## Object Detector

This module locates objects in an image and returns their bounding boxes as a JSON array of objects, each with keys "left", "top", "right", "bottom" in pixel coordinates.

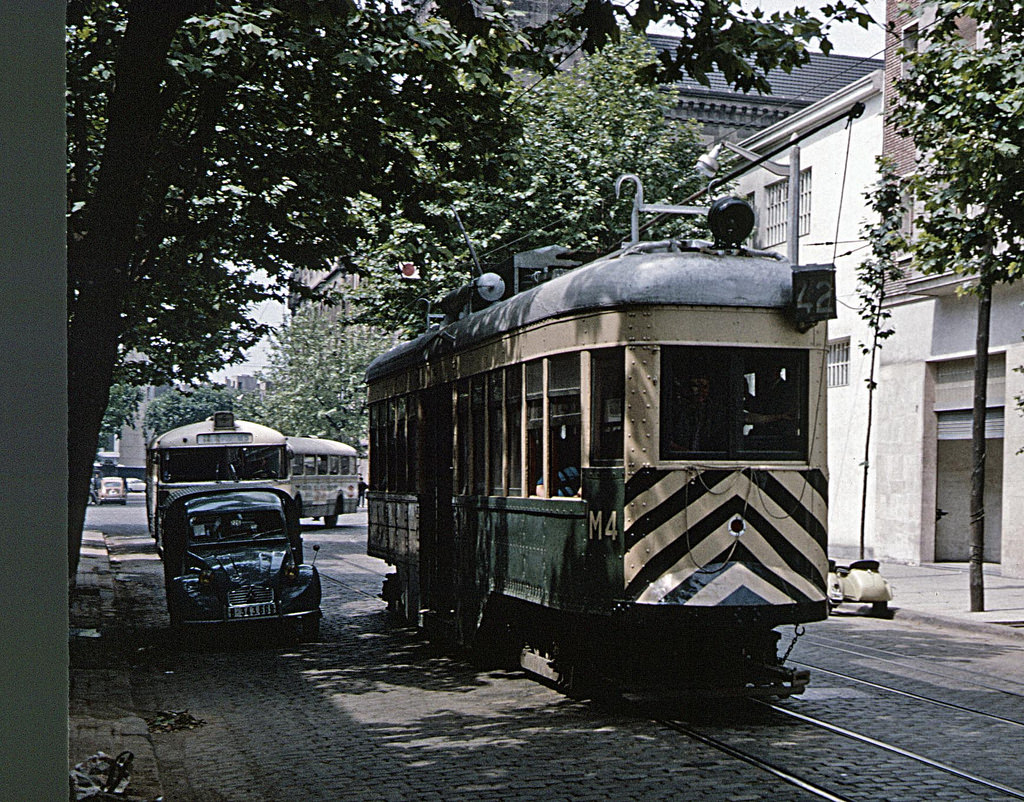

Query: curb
[
  {"left": 69, "top": 531, "right": 165, "bottom": 801},
  {"left": 891, "top": 607, "right": 1024, "bottom": 642}
]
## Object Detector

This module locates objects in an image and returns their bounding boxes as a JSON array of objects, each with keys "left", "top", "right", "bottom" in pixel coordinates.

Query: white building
[{"left": 730, "top": 68, "right": 1024, "bottom": 578}]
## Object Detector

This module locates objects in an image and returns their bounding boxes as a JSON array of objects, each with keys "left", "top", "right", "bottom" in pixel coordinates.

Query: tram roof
[{"left": 367, "top": 242, "right": 791, "bottom": 383}]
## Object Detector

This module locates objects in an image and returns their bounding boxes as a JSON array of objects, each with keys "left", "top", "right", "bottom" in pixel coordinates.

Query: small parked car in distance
[
  {"left": 97, "top": 476, "right": 128, "bottom": 505},
  {"left": 126, "top": 478, "right": 146, "bottom": 493},
  {"left": 160, "top": 485, "right": 322, "bottom": 639}
]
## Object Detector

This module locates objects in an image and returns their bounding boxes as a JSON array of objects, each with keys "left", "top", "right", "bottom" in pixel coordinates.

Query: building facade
[{"left": 731, "top": 53, "right": 1024, "bottom": 578}]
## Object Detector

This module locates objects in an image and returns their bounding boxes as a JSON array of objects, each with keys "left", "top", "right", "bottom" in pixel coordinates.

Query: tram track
[
  {"left": 315, "top": 548, "right": 1024, "bottom": 799},
  {"left": 802, "top": 635, "right": 1024, "bottom": 697},
  {"left": 759, "top": 700, "right": 1024, "bottom": 800},
  {"left": 658, "top": 717, "right": 854, "bottom": 802},
  {"left": 658, "top": 698, "right": 1024, "bottom": 802},
  {"left": 316, "top": 558, "right": 387, "bottom": 602},
  {"left": 795, "top": 660, "right": 1024, "bottom": 729}
]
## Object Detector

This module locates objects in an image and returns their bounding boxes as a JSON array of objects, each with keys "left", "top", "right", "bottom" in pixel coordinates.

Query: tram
[{"left": 366, "top": 192, "right": 833, "bottom": 698}]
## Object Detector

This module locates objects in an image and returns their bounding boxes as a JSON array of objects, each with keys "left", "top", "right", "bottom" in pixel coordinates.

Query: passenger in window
[
  {"left": 667, "top": 374, "right": 727, "bottom": 453},
  {"left": 745, "top": 368, "right": 798, "bottom": 438},
  {"left": 555, "top": 465, "right": 580, "bottom": 497}
]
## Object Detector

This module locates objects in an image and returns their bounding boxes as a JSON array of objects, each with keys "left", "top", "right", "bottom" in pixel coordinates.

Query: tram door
[{"left": 421, "top": 385, "right": 456, "bottom": 618}]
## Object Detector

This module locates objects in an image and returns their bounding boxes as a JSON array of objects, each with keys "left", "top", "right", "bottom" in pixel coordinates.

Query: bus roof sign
[{"left": 212, "top": 411, "right": 236, "bottom": 430}]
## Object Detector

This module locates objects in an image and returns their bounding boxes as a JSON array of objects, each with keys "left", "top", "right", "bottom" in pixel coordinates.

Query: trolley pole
[{"left": 787, "top": 143, "right": 801, "bottom": 267}]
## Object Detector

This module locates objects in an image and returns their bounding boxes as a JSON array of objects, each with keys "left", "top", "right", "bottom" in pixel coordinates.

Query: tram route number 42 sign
[{"left": 791, "top": 263, "right": 837, "bottom": 330}]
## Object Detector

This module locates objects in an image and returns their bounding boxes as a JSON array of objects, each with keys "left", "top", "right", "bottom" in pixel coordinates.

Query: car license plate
[{"left": 228, "top": 602, "right": 276, "bottom": 619}]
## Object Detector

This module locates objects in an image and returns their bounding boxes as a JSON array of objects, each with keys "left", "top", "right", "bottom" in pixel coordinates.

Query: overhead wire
[{"left": 423, "top": 6, "right": 933, "bottom": 275}]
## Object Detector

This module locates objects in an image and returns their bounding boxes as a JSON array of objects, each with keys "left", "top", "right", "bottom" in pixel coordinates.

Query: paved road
[{"left": 77, "top": 498, "right": 1024, "bottom": 801}]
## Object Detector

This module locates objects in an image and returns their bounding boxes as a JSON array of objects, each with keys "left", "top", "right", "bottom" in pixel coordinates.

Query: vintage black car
[{"left": 161, "top": 485, "right": 321, "bottom": 639}]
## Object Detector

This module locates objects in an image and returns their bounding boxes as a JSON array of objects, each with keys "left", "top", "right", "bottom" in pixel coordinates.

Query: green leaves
[
  {"left": 890, "top": 0, "right": 1024, "bottom": 289},
  {"left": 237, "top": 310, "right": 391, "bottom": 444},
  {"left": 353, "top": 33, "right": 707, "bottom": 336}
]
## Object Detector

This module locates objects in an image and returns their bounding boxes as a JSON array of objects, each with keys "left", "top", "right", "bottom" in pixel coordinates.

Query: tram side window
[
  {"left": 471, "top": 379, "right": 486, "bottom": 495},
  {"left": 548, "top": 354, "right": 581, "bottom": 497},
  {"left": 406, "top": 396, "right": 418, "bottom": 493},
  {"left": 488, "top": 372, "right": 504, "bottom": 495},
  {"left": 396, "top": 396, "right": 408, "bottom": 492},
  {"left": 660, "top": 346, "right": 807, "bottom": 460},
  {"left": 506, "top": 366, "right": 522, "bottom": 496},
  {"left": 525, "top": 361, "right": 544, "bottom": 495},
  {"left": 369, "top": 403, "right": 382, "bottom": 489},
  {"left": 386, "top": 400, "right": 398, "bottom": 491},
  {"left": 591, "top": 348, "right": 625, "bottom": 465},
  {"left": 456, "top": 381, "right": 471, "bottom": 495}
]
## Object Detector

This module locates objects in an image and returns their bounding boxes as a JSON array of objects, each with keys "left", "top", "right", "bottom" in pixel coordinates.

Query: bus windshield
[{"left": 159, "top": 446, "right": 286, "bottom": 483}]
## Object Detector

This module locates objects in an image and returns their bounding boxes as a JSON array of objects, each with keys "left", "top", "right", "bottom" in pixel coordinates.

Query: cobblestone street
[{"left": 70, "top": 501, "right": 1024, "bottom": 801}]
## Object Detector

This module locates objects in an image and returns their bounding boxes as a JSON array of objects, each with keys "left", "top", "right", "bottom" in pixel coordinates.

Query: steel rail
[
  {"left": 760, "top": 701, "right": 1024, "bottom": 800},
  {"left": 803, "top": 636, "right": 1024, "bottom": 696},
  {"left": 660, "top": 718, "right": 854, "bottom": 802},
  {"left": 796, "top": 661, "right": 1024, "bottom": 728},
  {"left": 318, "top": 568, "right": 383, "bottom": 601}
]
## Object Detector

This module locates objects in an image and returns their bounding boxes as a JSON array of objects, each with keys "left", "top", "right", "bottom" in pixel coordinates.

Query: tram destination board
[{"left": 791, "top": 263, "right": 837, "bottom": 329}]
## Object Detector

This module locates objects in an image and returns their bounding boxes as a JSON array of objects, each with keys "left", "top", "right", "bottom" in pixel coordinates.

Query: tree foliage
[
  {"left": 65, "top": 0, "right": 872, "bottom": 576},
  {"left": 858, "top": 157, "right": 907, "bottom": 366},
  {"left": 236, "top": 310, "right": 391, "bottom": 447},
  {"left": 143, "top": 384, "right": 242, "bottom": 437},
  {"left": 355, "top": 34, "right": 709, "bottom": 335},
  {"left": 891, "top": 0, "right": 1024, "bottom": 290},
  {"left": 98, "top": 383, "right": 143, "bottom": 447}
]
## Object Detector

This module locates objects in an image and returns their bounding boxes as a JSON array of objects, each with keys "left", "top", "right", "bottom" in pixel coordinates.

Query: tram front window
[{"left": 660, "top": 346, "right": 806, "bottom": 460}]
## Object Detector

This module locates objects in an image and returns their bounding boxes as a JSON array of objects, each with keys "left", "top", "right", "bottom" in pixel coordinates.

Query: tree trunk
[
  {"left": 67, "top": 1, "right": 208, "bottom": 579},
  {"left": 969, "top": 283, "right": 992, "bottom": 612},
  {"left": 859, "top": 335, "right": 880, "bottom": 560}
]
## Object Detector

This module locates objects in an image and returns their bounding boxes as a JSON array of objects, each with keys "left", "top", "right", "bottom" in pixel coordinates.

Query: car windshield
[
  {"left": 187, "top": 508, "right": 287, "bottom": 544},
  {"left": 183, "top": 491, "right": 289, "bottom": 545}
]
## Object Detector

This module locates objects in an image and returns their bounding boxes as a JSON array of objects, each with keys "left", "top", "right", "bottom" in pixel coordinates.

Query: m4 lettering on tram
[{"left": 589, "top": 510, "right": 618, "bottom": 541}]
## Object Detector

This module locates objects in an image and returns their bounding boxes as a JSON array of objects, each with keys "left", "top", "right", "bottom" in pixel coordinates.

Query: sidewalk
[
  {"left": 69, "top": 531, "right": 164, "bottom": 802},
  {"left": 874, "top": 560, "right": 1024, "bottom": 640}
]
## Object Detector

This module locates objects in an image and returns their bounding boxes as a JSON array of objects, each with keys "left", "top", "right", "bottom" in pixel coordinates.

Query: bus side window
[
  {"left": 329, "top": 455, "right": 340, "bottom": 475},
  {"left": 292, "top": 454, "right": 304, "bottom": 476},
  {"left": 317, "top": 455, "right": 328, "bottom": 475},
  {"left": 304, "top": 455, "right": 316, "bottom": 475}
]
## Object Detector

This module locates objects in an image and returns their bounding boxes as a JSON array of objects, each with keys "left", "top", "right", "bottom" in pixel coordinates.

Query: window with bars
[
  {"left": 764, "top": 168, "right": 812, "bottom": 247},
  {"left": 827, "top": 339, "right": 850, "bottom": 388}
]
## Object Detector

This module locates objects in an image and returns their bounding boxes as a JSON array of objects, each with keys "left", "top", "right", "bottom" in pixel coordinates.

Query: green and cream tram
[{"left": 367, "top": 198, "right": 832, "bottom": 697}]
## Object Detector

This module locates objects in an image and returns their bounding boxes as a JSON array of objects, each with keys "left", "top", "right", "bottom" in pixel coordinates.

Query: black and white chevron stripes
[{"left": 623, "top": 467, "right": 828, "bottom": 606}]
